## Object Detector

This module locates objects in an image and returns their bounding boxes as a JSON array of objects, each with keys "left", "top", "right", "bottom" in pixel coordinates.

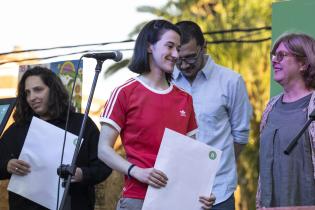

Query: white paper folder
[{"left": 142, "top": 128, "right": 222, "bottom": 210}]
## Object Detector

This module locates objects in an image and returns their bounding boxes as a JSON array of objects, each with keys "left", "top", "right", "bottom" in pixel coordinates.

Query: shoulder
[
  {"left": 111, "top": 78, "right": 139, "bottom": 95},
  {"left": 105, "top": 78, "right": 141, "bottom": 109},
  {"left": 69, "top": 112, "right": 96, "bottom": 125},
  {"left": 267, "top": 94, "right": 282, "bottom": 107},
  {"left": 5, "top": 122, "right": 29, "bottom": 133},
  {"left": 205, "top": 56, "right": 232, "bottom": 74},
  {"left": 1, "top": 123, "right": 17, "bottom": 139},
  {"left": 206, "top": 57, "right": 242, "bottom": 82},
  {"left": 172, "top": 84, "right": 192, "bottom": 98},
  {"left": 68, "top": 112, "right": 99, "bottom": 133},
  {"left": 309, "top": 91, "right": 315, "bottom": 107},
  {"left": 69, "top": 112, "right": 84, "bottom": 121},
  {"left": 216, "top": 64, "right": 241, "bottom": 81},
  {"left": 264, "top": 94, "right": 282, "bottom": 112},
  {"left": 0, "top": 122, "right": 29, "bottom": 142},
  {"left": 208, "top": 64, "right": 244, "bottom": 92}
]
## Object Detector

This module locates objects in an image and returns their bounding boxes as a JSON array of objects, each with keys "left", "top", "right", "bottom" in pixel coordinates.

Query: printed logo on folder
[{"left": 209, "top": 151, "right": 217, "bottom": 160}]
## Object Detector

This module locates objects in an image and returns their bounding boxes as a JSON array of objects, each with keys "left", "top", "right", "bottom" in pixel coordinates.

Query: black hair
[
  {"left": 128, "top": 19, "right": 181, "bottom": 83},
  {"left": 176, "top": 20, "right": 205, "bottom": 46}
]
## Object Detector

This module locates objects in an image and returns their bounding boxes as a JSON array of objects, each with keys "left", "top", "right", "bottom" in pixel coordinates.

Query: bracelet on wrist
[{"left": 127, "top": 164, "right": 136, "bottom": 179}]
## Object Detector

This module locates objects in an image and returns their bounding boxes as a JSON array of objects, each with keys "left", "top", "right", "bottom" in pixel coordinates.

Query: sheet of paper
[
  {"left": 142, "top": 128, "right": 222, "bottom": 210},
  {"left": 8, "top": 117, "right": 79, "bottom": 210}
]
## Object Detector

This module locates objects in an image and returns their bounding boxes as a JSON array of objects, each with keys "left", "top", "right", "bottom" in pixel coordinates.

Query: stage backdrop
[{"left": 271, "top": 0, "right": 315, "bottom": 96}]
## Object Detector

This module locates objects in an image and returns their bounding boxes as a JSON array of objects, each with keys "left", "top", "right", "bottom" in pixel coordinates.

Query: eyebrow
[
  {"left": 25, "top": 85, "right": 44, "bottom": 91},
  {"left": 275, "top": 50, "right": 289, "bottom": 53},
  {"left": 180, "top": 52, "right": 198, "bottom": 59},
  {"left": 165, "top": 41, "right": 178, "bottom": 46}
]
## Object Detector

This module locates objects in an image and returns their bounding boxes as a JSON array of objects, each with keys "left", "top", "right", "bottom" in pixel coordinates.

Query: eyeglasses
[
  {"left": 176, "top": 47, "right": 202, "bottom": 66},
  {"left": 270, "top": 51, "right": 297, "bottom": 62}
]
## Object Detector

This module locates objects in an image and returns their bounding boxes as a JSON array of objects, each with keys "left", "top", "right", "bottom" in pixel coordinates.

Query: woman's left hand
[
  {"left": 7, "top": 159, "right": 30, "bottom": 176},
  {"left": 131, "top": 166, "right": 168, "bottom": 188},
  {"left": 199, "top": 193, "right": 216, "bottom": 209}
]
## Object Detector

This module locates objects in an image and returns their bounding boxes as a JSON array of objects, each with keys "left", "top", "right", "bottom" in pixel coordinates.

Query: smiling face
[
  {"left": 272, "top": 42, "right": 305, "bottom": 88},
  {"left": 25, "top": 75, "right": 51, "bottom": 120},
  {"left": 176, "top": 38, "right": 204, "bottom": 83},
  {"left": 148, "top": 29, "right": 181, "bottom": 74}
]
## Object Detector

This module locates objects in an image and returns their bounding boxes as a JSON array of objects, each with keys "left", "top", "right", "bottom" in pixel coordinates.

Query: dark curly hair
[{"left": 14, "top": 66, "right": 70, "bottom": 124}]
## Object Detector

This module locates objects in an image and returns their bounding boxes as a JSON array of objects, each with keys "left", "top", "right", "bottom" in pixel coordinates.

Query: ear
[
  {"left": 202, "top": 42, "right": 207, "bottom": 53},
  {"left": 299, "top": 60, "right": 309, "bottom": 72},
  {"left": 147, "top": 43, "right": 153, "bottom": 54},
  {"left": 203, "top": 42, "right": 207, "bottom": 49}
]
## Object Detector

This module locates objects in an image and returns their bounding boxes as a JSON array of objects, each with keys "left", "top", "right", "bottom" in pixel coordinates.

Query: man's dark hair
[{"left": 176, "top": 20, "right": 205, "bottom": 46}]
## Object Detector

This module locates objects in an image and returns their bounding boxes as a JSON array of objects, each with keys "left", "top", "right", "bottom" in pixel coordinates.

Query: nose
[
  {"left": 271, "top": 55, "right": 279, "bottom": 64},
  {"left": 27, "top": 91, "right": 36, "bottom": 102},
  {"left": 172, "top": 48, "right": 179, "bottom": 58},
  {"left": 178, "top": 60, "right": 190, "bottom": 70}
]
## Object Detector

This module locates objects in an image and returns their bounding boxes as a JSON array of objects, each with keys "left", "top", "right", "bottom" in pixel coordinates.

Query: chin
[
  {"left": 34, "top": 109, "right": 45, "bottom": 116},
  {"left": 273, "top": 75, "right": 281, "bottom": 82},
  {"left": 274, "top": 78, "right": 283, "bottom": 85},
  {"left": 164, "top": 68, "right": 174, "bottom": 74},
  {"left": 182, "top": 72, "right": 193, "bottom": 78}
]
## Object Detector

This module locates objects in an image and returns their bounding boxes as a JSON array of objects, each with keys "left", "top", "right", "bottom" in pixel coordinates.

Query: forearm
[
  {"left": 234, "top": 142, "right": 245, "bottom": 160},
  {"left": 98, "top": 144, "right": 131, "bottom": 176},
  {"left": 80, "top": 162, "right": 112, "bottom": 185},
  {"left": 97, "top": 124, "right": 168, "bottom": 188},
  {"left": 98, "top": 124, "right": 133, "bottom": 176}
]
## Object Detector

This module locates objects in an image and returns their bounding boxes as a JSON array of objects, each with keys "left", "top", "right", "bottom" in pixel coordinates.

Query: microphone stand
[
  {"left": 58, "top": 59, "right": 104, "bottom": 210},
  {"left": 284, "top": 108, "right": 315, "bottom": 155}
]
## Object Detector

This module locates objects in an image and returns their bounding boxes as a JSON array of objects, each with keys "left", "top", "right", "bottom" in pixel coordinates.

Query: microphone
[
  {"left": 83, "top": 51, "right": 123, "bottom": 62},
  {"left": 284, "top": 108, "right": 315, "bottom": 155}
]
